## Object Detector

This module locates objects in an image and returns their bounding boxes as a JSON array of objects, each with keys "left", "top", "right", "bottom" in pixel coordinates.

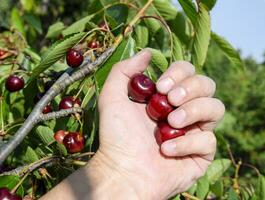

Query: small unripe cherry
[
  {"left": 54, "top": 130, "right": 68, "bottom": 144},
  {"left": 63, "top": 132, "right": 85, "bottom": 153},
  {"left": 88, "top": 40, "right": 100, "bottom": 49},
  {"left": 128, "top": 73, "right": 156, "bottom": 103},
  {"left": 155, "top": 122, "right": 186, "bottom": 143},
  {"left": 59, "top": 97, "right": 81, "bottom": 110},
  {"left": 146, "top": 93, "right": 174, "bottom": 121},
  {"left": 66, "top": 49, "right": 84, "bottom": 68},
  {"left": 5, "top": 75, "right": 24, "bottom": 92}
]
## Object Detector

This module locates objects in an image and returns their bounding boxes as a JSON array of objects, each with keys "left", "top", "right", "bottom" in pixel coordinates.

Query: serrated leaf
[
  {"left": 149, "top": 48, "right": 168, "bottom": 72},
  {"left": 134, "top": 25, "right": 149, "bottom": 48},
  {"left": 24, "top": 146, "right": 39, "bottom": 163},
  {"left": 23, "top": 14, "right": 42, "bottom": 34},
  {"left": 210, "top": 180, "right": 223, "bottom": 197},
  {"left": 46, "top": 22, "right": 65, "bottom": 38},
  {"left": 105, "top": 4, "right": 128, "bottom": 25},
  {"left": 211, "top": 32, "right": 245, "bottom": 69},
  {"left": 196, "top": 175, "right": 210, "bottom": 199},
  {"left": 35, "top": 125, "right": 55, "bottom": 145},
  {"left": 228, "top": 188, "right": 239, "bottom": 200},
  {"left": 62, "top": 15, "right": 94, "bottom": 36},
  {"left": 206, "top": 159, "right": 231, "bottom": 184},
  {"left": 172, "top": 33, "right": 184, "bottom": 61},
  {"left": 95, "top": 37, "right": 135, "bottom": 89},
  {"left": 144, "top": 18, "right": 161, "bottom": 35},
  {"left": 29, "top": 32, "right": 86, "bottom": 82},
  {"left": 201, "top": 0, "right": 217, "bottom": 10},
  {"left": 192, "top": 3, "right": 211, "bottom": 68},
  {"left": 153, "top": 0, "right": 178, "bottom": 21},
  {"left": 256, "top": 175, "right": 265, "bottom": 200},
  {"left": 178, "top": 0, "right": 197, "bottom": 25}
]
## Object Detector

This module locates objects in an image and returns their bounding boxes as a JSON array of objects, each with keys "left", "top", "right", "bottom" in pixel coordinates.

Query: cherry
[
  {"left": 42, "top": 105, "right": 52, "bottom": 114},
  {"left": 146, "top": 93, "right": 174, "bottom": 121},
  {"left": 88, "top": 40, "right": 100, "bottom": 49},
  {"left": 155, "top": 122, "right": 186, "bottom": 143},
  {"left": 99, "top": 21, "right": 108, "bottom": 31},
  {"left": 66, "top": 49, "right": 84, "bottom": 68},
  {"left": 128, "top": 73, "right": 156, "bottom": 103},
  {"left": 34, "top": 93, "right": 52, "bottom": 114},
  {"left": 5, "top": 75, "right": 24, "bottom": 92},
  {"left": 59, "top": 96, "right": 81, "bottom": 110},
  {"left": 0, "top": 187, "right": 22, "bottom": 200},
  {"left": 54, "top": 130, "right": 68, "bottom": 144},
  {"left": 63, "top": 132, "right": 85, "bottom": 153},
  {"left": 0, "top": 49, "right": 7, "bottom": 57}
]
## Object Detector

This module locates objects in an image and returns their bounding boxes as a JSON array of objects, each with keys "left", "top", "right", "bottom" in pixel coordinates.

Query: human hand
[{"left": 93, "top": 49, "right": 225, "bottom": 199}]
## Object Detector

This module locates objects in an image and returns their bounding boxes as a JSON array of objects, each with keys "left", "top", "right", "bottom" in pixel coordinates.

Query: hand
[{"left": 94, "top": 49, "right": 225, "bottom": 199}]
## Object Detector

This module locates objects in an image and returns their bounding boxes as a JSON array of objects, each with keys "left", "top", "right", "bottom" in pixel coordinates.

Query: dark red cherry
[
  {"left": 128, "top": 73, "right": 156, "bottom": 103},
  {"left": 34, "top": 93, "right": 52, "bottom": 114},
  {"left": 155, "top": 122, "right": 186, "bottom": 143},
  {"left": 88, "top": 40, "right": 100, "bottom": 49},
  {"left": 146, "top": 93, "right": 174, "bottom": 121},
  {"left": 66, "top": 49, "right": 84, "bottom": 68},
  {"left": 54, "top": 130, "right": 68, "bottom": 144},
  {"left": 42, "top": 105, "right": 52, "bottom": 114},
  {"left": 5, "top": 75, "right": 24, "bottom": 92},
  {"left": 63, "top": 132, "right": 85, "bottom": 153},
  {"left": 0, "top": 187, "right": 22, "bottom": 200},
  {"left": 59, "top": 97, "right": 81, "bottom": 110}
]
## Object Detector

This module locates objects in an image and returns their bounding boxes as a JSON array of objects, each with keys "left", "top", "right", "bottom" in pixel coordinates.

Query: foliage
[{"left": 0, "top": 0, "right": 264, "bottom": 199}]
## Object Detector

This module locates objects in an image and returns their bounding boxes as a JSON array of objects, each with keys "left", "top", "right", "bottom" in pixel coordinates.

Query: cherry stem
[
  {"left": 181, "top": 192, "right": 200, "bottom": 200},
  {"left": 11, "top": 172, "right": 29, "bottom": 194}
]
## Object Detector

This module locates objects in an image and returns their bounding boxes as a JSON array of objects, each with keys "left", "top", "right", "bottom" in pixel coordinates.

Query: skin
[{"left": 41, "top": 49, "right": 225, "bottom": 200}]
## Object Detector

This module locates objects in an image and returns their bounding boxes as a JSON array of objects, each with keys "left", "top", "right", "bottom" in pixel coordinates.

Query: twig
[
  {"left": 35, "top": 107, "right": 83, "bottom": 123},
  {"left": 181, "top": 192, "right": 200, "bottom": 200}
]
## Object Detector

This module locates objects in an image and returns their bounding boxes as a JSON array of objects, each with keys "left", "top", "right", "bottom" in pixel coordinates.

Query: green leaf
[
  {"left": 105, "top": 4, "right": 128, "bottom": 25},
  {"left": 211, "top": 32, "right": 245, "bottom": 69},
  {"left": 206, "top": 159, "right": 231, "bottom": 184},
  {"left": 20, "top": 0, "right": 35, "bottom": 12},
  {"left": 256, "top": 175, "right": 265, "bottom": 200},
  {"left": 62, "top": 15, "right": 94, "bottom": 36},
  {"left": 0, "top": 175, "right": 24, "bottom": 196},
  {"left": 178, "top": 0, "right": 197, "bottom": 25},
  {"left": 29, "top": 32, "right": 86, "bottom": 82},
  {"left": 24, "top": 146, "right": 39, "bottom": 163},
  {"left": 35, "top": 125, "right": 55, "bottom": 145},
  {"left": 23, "top": 14, "right": 42, "bottom": 34},
  {"left": 144, "top": 18, "right": 161, "bottom": 35},
  {"left": 10, "top": 8, "right": 25, "bottom": 36},
  {"left": 150, "top": 48, "right": 168, "bottom": 72},
  {"left": 228, "top": 188, "right": 239, "bottom": 200},
  {"left": 196, "top": 175, "right": 210, "bottom": 199},
  {"left": 172, "top": 33, "right": 184, "bottom": 61},
  {"left": 95, "top": 37, "right": 135, "bottom": 89},
  {"left": 134, "top": 25, "right": 149, "bottom": 48},
  {"left": 210, "top": 180, "right": 223, "bottom": 198},
  {"left": 192, "top": 3, "right": 211, "bottom": 68},
  {"left": 187, "top": 182, "right": 197, "bottom": 195},
  {"left": 153, "top": 0, "right": 178, "bottom": 21},
  {"left": 46, "top": 22, "right": 65, "bottom": 38},
  {"left": 201, "top": 0, "right": 217, "bottom": 10}
]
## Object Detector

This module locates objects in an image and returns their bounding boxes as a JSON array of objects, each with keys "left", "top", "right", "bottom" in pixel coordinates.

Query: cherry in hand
[
  {"left": 5, "top": 75, "right": 24, "bottom": 92},
  {"left": 128, "top": 73, "right": 156, "bottom": 103},
  {"left": 146, "top": 93, "right": 174, "bottom": 121},
  {"left": 66, "top": 49, "right": 84, "bottom": 68},
  {"left": 155, "top": 122, "right": 186, "bottom": 144},
  {"left": 59, "top": 97, "right": 81, "bottom": 110},
  {"left": 0, "top": 188, "right": 22, "bottom": 200},
  {"left": 63, "top": 132, "right": 85, "bottom": 153}
]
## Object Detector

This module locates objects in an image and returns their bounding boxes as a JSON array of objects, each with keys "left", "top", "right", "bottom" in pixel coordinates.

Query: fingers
[
  {"left": 168, "top": 75, "right": 216, "bottom": 107},
  {"left": 99, "top": 49, "right": 151, "bottom": 105},
  {"left": 156, "top": 61, "right": 195, "bottom": 94},
  {"left": 161, "top": 131, "right": 216, "bottom": 160},
  {"left": 168, "top": 97, "right": 225, "bottom": 131}
]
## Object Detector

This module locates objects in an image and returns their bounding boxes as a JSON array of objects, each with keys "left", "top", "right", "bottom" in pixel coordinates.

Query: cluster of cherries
[
  {"left": 0, "top": 188, "right": 21, "bottom": 200},
  {"left": 128, "top": 73, "right": 186, "bottom": 144}
]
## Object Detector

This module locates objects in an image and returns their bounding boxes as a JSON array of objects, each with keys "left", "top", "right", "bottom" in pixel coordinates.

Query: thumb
[{"left": 99, "top": 49, "right": 152, "bottom": 105}]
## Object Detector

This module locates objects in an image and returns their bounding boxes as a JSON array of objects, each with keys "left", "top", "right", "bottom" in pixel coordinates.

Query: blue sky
[{"left": 173, "top": 0, "right": 265, "bottom": 63}]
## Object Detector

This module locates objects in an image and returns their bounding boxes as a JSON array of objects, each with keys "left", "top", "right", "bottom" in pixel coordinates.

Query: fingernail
[
  {"left": 169, "top": 87, "right": 186, "bottom": 105},
  {"left": 170, "top": 109, "right": 186, "bottom": 126},
  {"left": 162, "top": 141, "right": 176, "bottom": 154},
  {"left": 157, "top": 77, "right": 175, "bottom": 94}
]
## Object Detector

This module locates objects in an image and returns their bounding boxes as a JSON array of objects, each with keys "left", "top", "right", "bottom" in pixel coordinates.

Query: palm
[{"left": 99, "top": 99, "right": 211, "bottom": 197}]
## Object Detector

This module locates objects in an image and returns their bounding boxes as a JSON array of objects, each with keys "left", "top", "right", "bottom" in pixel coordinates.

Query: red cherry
[
  {"left": 0, "top": 49, "right": 7, "bottom": 57},
  {"left": 54, "top": 130, "right": 68, "bottom": 144},
  {"left": 5, "top": 75, "right": 24, "bottom": 92},
  {"left": 146, "top": 93, "right": 174, "bottom": 121},
  {"left": 42, "top": 105, "right": 52, "bottom": 114},
  {"left": 63, "top": 132, "right": 85, "bottom": 153},
  {"left": 59, "top": 97, "right": 81, "bottom": 110},
  {"left": 155, "top": 122, "right": 186, "bottom": 143},
  {"left": 128, "top": 73, "right": 156, "bottom": 103},
  {"left": 34, "top": 93, "right": 52, "bottom": 114},
  {"left": 88, "top": 40, "right": 100, "bottom": 49},
  {"left": 66, "top": 49, "right": 84, "bottom": 68},
  {"left": 0, "top": 188, "right": 22, "bottom": 200}
]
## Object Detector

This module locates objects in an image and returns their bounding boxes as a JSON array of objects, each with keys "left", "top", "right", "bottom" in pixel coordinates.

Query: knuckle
[{"left": 173, "top": 61, "right": 195, "bottom": 75}]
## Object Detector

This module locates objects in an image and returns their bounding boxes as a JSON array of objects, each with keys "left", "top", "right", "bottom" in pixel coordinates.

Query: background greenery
[{"left": 0, "top": 0, "right": 264, "bottom": 199}]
